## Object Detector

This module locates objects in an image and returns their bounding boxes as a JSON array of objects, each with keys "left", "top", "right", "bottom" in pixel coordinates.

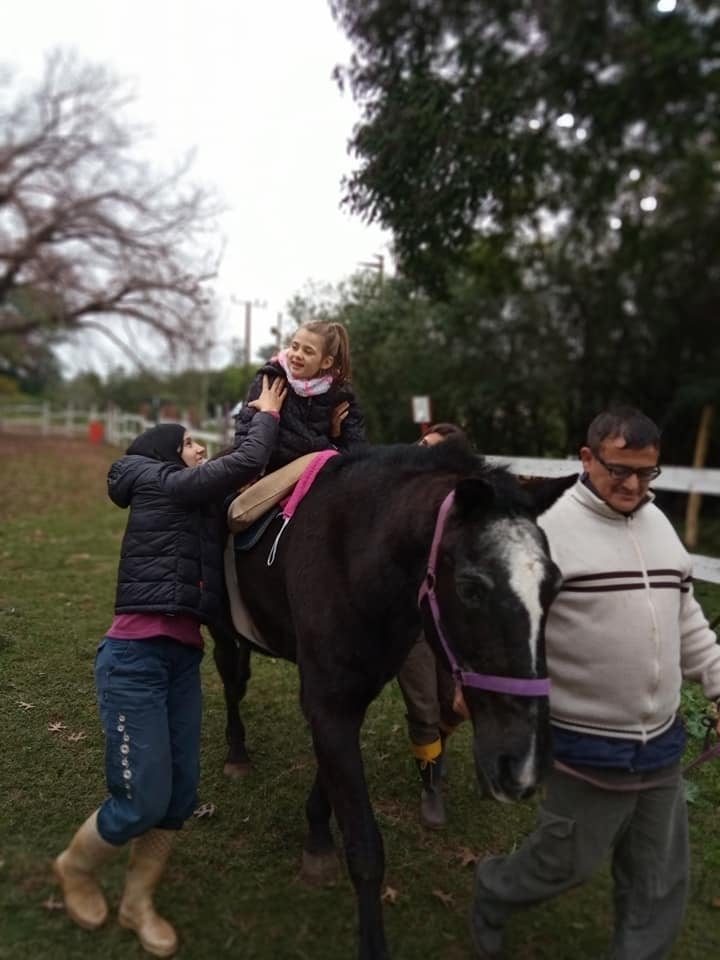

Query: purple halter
[{"left": 418, "top": 490, "right": 551, "bottom": 697}]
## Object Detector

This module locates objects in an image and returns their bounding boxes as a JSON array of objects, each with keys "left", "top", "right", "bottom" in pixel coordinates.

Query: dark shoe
[
  {"left": 420, "top": 784, "right": 447, "bottom": 829},
  {"left": 469, "top": 902, "right": 504, "bottom": 958},
  {"left": 415, "top": 757, "right": 446, "bottom": 828}
]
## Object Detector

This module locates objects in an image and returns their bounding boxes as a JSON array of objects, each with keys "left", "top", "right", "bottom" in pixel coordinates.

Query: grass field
[{"left": 1, "top": 433, "right": 719, "bottom": 960}]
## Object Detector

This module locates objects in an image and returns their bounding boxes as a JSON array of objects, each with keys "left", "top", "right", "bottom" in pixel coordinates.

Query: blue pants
[{"left": 94, "top": 637, "right": 203, "bottom": 846}]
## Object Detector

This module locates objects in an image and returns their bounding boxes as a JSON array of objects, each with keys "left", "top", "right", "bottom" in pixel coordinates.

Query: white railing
[
  {"left": 1, "top": 404, "right": 719, "bottom": 583},
  {"left": 486, "top": 455, "right": 720, "bottom": 585},
  {"left": 0, "top": 402, "right": 231, "bottom": 456}
]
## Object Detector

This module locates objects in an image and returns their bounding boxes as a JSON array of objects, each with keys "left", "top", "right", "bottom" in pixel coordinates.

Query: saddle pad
[
  {"left": 223, "top": 534, "right": 273, "bottom": 654},
  {"left": 233, "top": 509, "right": 281, "bottom": 552},
  {"left": 227, "top": 453, "right": 317, "bottom": 533}
]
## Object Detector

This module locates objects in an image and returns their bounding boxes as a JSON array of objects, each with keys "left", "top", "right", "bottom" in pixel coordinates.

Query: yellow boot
[
  {"left": 118, "top": 829, "right": 178, "bottom": 957},
  {"left": 53, "top": 810, "right": 118, "bottom": 930}
]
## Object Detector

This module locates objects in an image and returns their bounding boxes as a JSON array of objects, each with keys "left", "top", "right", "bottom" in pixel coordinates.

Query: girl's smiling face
[{"left": 286, "top": 329, "right": 334, "bottom": 380}]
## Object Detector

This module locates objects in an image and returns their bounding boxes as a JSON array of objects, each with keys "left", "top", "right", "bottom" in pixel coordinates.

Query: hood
[{"left": 107, "top": 455, "right": 158, "bottom": 509}]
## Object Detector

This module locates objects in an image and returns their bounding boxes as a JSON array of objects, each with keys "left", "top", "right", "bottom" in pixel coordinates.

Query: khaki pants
[
  {"left": 396, "top": 634, "right": 460, "bottom": 747},
  {"left": 472, "top": 764, "right": 689, "bottom": 959}
]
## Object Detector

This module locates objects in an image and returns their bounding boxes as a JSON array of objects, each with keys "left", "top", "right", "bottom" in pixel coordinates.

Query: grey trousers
[{"left": 472, "top": 764, "right": 688, "bottom": 960}]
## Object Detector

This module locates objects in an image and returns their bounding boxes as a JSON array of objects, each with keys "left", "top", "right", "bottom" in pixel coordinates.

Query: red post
[{"left": 88, "top": 420, "right": 105, "bottom": 444}]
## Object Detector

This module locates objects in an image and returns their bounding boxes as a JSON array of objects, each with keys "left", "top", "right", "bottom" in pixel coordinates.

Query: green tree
[{"left": 332, "top": 0, "right": 720, "bottom": 461}]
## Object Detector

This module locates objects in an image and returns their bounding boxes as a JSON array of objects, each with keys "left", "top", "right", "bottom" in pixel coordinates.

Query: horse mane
[{"left": 324, "top": 443, "right": 534, "bottom": 512}]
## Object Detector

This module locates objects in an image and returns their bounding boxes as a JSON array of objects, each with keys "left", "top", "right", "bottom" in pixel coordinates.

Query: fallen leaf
[
  {"left": 381, "top": 885, "right": 399, "bottom": 905},
  {"left": 48, "top": 721, "right": 67, "bottom": 733},
  {"left": 712, "top": 896, "right": 720, "bottom": 909},
  {"left": 67, "top": 731, "right": 87, "bottom": 742},
  {"left": 457, "top": 846, "right": 480, "bottom": 868},
  {"left": 193, "top": 802, "right": 216, "bottom": 818},
  {"left": 432, "top": 888, "right": 454, "bottom": 908},
  {"left": 17, "top": 701, "right": 35, "bottom": 710},
  {"left": 42, "top": 894, "right": 65, "bottom": 911}
]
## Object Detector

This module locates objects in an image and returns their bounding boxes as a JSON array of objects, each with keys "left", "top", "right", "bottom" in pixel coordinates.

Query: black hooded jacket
[
  {"left": 233, "top": 360, "right": 367, "bottom": 472},
  {"left": 108, "top": 414, "right": 278, "bottom": 624}
]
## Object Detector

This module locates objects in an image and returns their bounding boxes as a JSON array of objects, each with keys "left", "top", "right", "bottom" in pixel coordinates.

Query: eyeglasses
[{"left": 594, "top": 453, "right": 661, "bottom": 483}]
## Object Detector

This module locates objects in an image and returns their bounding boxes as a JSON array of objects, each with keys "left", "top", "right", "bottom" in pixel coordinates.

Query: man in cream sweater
[{"left": 471, "top": 407, "right": 720, "bottom": 960}]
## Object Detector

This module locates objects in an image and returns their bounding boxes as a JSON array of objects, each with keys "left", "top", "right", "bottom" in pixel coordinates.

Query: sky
[{"left": 4, "top": 0, "right": 390, "bottom": 374}]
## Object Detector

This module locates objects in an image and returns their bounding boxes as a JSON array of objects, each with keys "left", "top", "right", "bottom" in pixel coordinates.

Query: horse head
[{"left": 420, "top": 468, "right": 575, "bottom": 803}]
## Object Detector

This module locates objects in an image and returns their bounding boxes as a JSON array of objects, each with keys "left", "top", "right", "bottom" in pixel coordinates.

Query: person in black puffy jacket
[
  {"left": 233, "top": 320, "right": 367, "bottom": 472},
  {"left": 53, "top": 376, "right": 285, "bottom": 958}
]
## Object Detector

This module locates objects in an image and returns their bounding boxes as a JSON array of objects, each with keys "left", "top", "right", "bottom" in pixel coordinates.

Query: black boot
[{"left": 416, "top": 757, "right": 446, "bottom": 829}]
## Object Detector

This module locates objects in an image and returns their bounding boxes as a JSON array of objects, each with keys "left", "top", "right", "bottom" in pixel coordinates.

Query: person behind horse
[
  {"left": 53, "top": 376, "right": 286, "bottom": 958},
  {"left": 471, "top": 406, "right": 720, "bottom": 960},
  {"left": 233, "top": 319, "right": 367, "bottom": 472},
  {"left": 397, "top": 422, "right": 469, "bottom": 828}
]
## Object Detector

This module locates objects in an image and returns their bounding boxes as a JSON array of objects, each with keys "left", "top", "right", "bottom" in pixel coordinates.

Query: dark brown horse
[{"left": 211, "top": 443, "right": 573, "bottom": 960}]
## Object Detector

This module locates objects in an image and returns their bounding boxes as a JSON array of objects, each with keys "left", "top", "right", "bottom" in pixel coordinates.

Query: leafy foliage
[{"left": 331, "top": 0, "right": 720, "bottom": 462}]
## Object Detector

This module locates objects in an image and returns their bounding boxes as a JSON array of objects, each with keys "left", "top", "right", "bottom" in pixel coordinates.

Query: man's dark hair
[
  {"left": 586, "top": 407, "right": 661, "bottom": 453},
  {"left": 426, "top": 422, "right": 466, "bottom": 439}
]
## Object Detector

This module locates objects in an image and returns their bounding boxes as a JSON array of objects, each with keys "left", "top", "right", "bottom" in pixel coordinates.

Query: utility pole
[
  {"left": 358, "top": 253, "right": 384, "bottom": 282},
  {"left": 230, "top": 296, "right": 267, "bottom": 367},
  {"left": 243, "top": 301, "right": 252, "bottom": 368}
]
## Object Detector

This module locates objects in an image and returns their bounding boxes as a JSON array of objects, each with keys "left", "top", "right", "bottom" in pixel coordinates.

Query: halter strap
[{"left": 418, "top": 490, "right": 550, "bottom": 697}]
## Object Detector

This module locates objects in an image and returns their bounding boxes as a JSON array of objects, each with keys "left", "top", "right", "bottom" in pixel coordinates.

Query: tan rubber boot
[
  {"left": 118, "top": 829, "right": 178, "bottom": 957},
  {"left": 53, "top": 810, "right": 119, "bottom": 930}
]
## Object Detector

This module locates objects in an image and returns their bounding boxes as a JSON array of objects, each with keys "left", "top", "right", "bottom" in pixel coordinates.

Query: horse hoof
[
  {"left": 223, "top": 761, "right": 251, "bottom": 779},
  {"left": 300, "top": 849, "right": 341, "bottom": 887}
]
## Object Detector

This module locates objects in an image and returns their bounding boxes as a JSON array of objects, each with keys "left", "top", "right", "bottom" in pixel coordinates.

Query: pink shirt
[{"left": 106, "top": 613, "right": 203, "bottom": 649}]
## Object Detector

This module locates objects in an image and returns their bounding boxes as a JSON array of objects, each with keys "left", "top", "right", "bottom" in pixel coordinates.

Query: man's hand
[
  {"left": 330, "top": 401, "right": 350, "bottom": 438},
  {"left": 249, "top": 375, "right": 287, "bottom": 414}
]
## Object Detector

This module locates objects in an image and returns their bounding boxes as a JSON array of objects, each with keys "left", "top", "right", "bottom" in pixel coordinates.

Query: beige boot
[
  {"left": 118, "top": 829, "right": 178, "bottom": 957},
  {"left": 53, "top": 810, "right": 118, "bottom": 930}
]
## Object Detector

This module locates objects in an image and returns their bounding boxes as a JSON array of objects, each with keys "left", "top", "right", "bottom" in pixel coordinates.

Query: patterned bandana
[{"left": 275, "top": 350, "right": 334, "bottom": 397}]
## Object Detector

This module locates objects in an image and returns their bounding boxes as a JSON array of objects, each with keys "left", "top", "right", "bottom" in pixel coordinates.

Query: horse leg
[
  {"left": 310, "top": 710, "right": 388, "bottom": 960},
  {"left": 301, "top": 772, "right": 341, "bottom": 886},
  {"left": 211, "top": 623, "right": 252, "bottom": 779}
]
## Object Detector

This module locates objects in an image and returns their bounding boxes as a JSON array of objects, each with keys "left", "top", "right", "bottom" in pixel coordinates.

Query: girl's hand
[
  {"left": 330, "top": 401, "right": 350, "bottom": 438},
  {"left": 249, "top": 375, "right": 287, "bottom": 414}
]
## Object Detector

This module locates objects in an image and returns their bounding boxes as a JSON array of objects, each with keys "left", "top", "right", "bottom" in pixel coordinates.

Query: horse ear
[
  {"left": 454, "top": 477, "right": 496, "bottom": 513},
  {"left": 520, "top": 473, "right": 578, "bottom": 516}
]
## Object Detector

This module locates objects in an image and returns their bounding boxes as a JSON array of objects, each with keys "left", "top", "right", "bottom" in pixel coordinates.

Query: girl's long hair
[{"left": 301, "top": 320, "right": 352, "bottom": 386}]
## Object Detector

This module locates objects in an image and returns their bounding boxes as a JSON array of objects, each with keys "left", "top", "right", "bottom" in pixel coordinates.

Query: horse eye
[{"left": 456, "top": 573, "right": 494, "bottom": 608}]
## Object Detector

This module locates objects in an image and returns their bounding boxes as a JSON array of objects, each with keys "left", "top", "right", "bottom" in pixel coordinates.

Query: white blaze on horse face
[
  {"left": 487, "top": 517, "right": 547, "bottom": 673},
  {"left": 515, "top": 727, "right": 538, "bottom": 793}
]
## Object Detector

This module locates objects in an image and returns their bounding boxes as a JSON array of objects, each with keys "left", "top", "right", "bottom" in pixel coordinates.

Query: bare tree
[{"left": 0, "top": 50, "right": 222, "bottom": 369}]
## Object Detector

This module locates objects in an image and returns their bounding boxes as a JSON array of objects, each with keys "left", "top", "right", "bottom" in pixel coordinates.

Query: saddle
[
  {"left": 226, "top": 453, "right": 317, "bottom": 533},
  {"left": 224, "top": 451, "right": 338, "bottom": 650}
]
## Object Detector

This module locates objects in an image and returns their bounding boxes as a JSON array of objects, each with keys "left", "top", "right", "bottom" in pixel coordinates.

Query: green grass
[{"left": 1, "top": 434, "right": 719, "bottom": 959}]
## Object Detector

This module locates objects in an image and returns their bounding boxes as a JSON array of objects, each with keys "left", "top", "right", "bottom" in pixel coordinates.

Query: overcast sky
[{"left": 4, "top": 0, "right": 390, "bottom": 374}]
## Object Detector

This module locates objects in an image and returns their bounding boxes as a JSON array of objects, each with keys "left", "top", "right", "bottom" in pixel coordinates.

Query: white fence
[
  {"left": 485, "top": 455, "right": 720, "bottom": 586},
  {"left": 2, "top": 403, "right": 719, "bottom": 583},
  {"left": 0, "top": 402, "right": 231, "bottom": 455}
]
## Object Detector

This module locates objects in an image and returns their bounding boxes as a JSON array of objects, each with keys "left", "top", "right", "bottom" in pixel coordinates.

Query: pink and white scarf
[{"left": 275, "top": 350, "right": 334, "bottom": 397}]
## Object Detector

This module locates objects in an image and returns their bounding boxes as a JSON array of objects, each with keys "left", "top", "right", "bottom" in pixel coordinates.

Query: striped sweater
[{"left": 538, "top": 479, "right": 720, "bottom": 742}]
